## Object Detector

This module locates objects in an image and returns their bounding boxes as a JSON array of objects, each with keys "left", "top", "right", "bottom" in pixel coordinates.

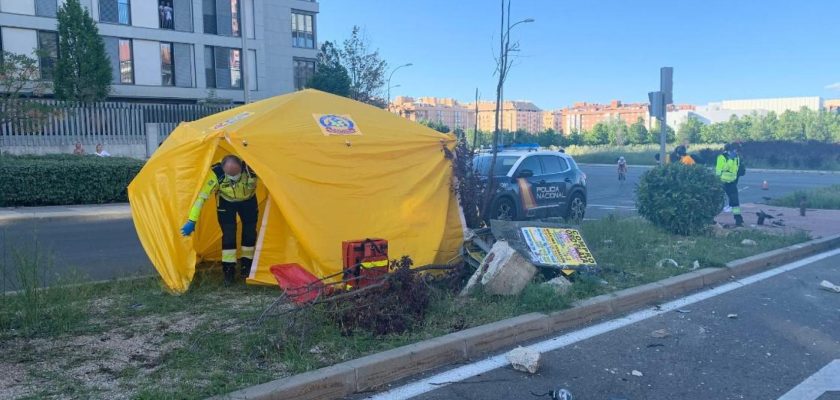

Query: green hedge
[
  {"left": 0, "top": 155, "right": 144, "bottom": 207},
  {"left": 636, "top": 164, "right": 724, "bottom": 235}
]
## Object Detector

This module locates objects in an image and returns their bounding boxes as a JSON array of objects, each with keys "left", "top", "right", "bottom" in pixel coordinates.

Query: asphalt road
[
  {"left": 365, "top": 251, "right": 840, "bottom": 400},
  {"left": 0, "top": 166, "right": 836, "bottom": 287},
  {"left": 582, "top": 164, "right": 838, "bottom": 220}
]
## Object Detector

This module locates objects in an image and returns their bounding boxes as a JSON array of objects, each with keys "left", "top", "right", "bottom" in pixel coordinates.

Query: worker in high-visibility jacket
[
  {"left": 716, "top": 143, "right": 743, "bottom": 227},
  {"left": 180, "top": 155, "right": 259, "bottom": 285}
]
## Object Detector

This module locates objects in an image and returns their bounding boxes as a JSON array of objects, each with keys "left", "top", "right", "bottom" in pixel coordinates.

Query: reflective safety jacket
[
  {"left": 680, "top": 155, "right": 696, "bottom": 166},
  {"left": 715, "top": 153, "right": 739, "bottom": 183},
  {"left": 188, "top": 163, "right": 258, "bottom": 221}
]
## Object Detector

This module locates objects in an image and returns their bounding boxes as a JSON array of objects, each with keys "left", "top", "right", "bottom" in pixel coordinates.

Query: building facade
[
  {"left": 472, "top": 100, "right": 543, "bottom": 134},
  {"left": 716, "top": 96, "right": 823, "bottom": 114},
  {"left": 389, "top": 96, "right": 476, "bottom": 131},
  {"left": 541, "top": 109, "right": 563, "bottom": 133},
  {"left": 561, "top": 100, "right": 650, "bottom": 134},
  {"left": 0, "top": 0, "right": 319, "bottom": 102},
  {"left": 824, "top": 99, "right": 840, "bottom": 113}
]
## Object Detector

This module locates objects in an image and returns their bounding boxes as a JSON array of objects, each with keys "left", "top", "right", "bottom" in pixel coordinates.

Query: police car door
[
  {"left": 513, "top": 155, "right": 544, "bottom": 215},
  {"left": 537, "top": 155, "right": 570, "bottom": 214}
]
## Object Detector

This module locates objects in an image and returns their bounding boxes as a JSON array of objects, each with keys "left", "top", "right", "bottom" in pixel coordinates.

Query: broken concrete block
[
  {"left": 542, "top": 276, "right": 572, "bottom": 295},
  {"left": 458, "top": 252, "right": 495, "bottom": 297},
  {"left": 479, "top": 240, "right": 537, "bottom": 296},
  {"left": 506, "top": 346, "right": 540, "bottom": 374},
  {"left": 741, "top": 239, "right": 757, "bottom": 246},
  {"left": 820, "top": 280, "right": 840, "bottom": 293}
]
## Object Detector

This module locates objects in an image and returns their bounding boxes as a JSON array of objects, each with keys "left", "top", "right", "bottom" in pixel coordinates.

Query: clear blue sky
[{"left": 318, "top": 0, "right": 840, "bottom": 110}]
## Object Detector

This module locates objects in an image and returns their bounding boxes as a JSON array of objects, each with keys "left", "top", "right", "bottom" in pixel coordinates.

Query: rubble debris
[
  {"left": 650, "top": 329, "right": 669, "bottom": 338},
  {"left": 656, "top": 258, "right": 679, "bottom": 269},
  {"left": 676, "top": 309, "right": 691, "bottom": 314},
  {"left": 740, "top": 239, "right": 757, "bottom": 246},
  {"left": 506, "top": 346, "right": 541, "bottom": 374},
  {"left": 542, "top": 276, "right": 573, "bottom": 295},
  {"left": 819, "top": 280, "right": 840, "bottom": 293},
  {"left": 479, "top": 241, "right": 538, "bottom": 296},
  {"left": 631, "top": 370, "right": 644, "bottom": 377},
  {"left": 692, "top": 260, "right": 700, "bottom": 270},
  {"left": 727, "top": 313, "right": 738, "bottom": 319}
]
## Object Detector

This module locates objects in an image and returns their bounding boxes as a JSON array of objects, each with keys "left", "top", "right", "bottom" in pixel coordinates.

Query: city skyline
[{"left": 319, "top": 0, "right": 840, "bottom": 109}]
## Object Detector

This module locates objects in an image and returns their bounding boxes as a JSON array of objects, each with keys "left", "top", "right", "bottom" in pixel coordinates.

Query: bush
[
  {"left": 0, "top": 154, "right": 143, "bottom": 206},
  {"left": 635, "top": 164, "right": 724, "bottom": 235}
]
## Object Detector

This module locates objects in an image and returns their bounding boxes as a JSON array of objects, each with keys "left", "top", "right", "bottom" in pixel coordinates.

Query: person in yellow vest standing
[
  {"left": 716, "top": 143, "right": 743, "bottom": 227},
  {"left": 180, "top": 155, "right": 259, "bottom": 285}
]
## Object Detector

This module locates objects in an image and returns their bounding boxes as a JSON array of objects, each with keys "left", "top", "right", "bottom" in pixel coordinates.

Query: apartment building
[
  {"left": 389, "top": 96, "right": 476, "bottom": 131},
  {"left": 542, "top": 109, "right": 562, "bottom": 133},
  {"left": 562, "top": 100, "right": 650, "bottom": 133},
  {"left": 0, "top": 0, "right": 319, "bottom": 102},
  {"left": 472, "top": 100, "right": 543, "bottom": 134}
]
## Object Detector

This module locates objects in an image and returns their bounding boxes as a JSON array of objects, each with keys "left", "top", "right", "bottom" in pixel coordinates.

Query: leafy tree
[
  {"left": 342, "top": 26, "right": 388, "bottom": 107},
  {"left": 649, "top": 120, "right": 675, "bottom": 144},
  {"left": 677, "top": 116, "right": 703, "bottom": 144},
  {"left": 775, "top": 110, "right": 805, "bottom": 141},
  {"left": 0, "top": 52, "right": 54, "bottom": 137},
  {"left": 54, "top": 0, "right": 111, "bottom": 101},
  {"left": 566, "top": 129, "right": 584, "bottom": 146},
  {"left": 627, "top": 118, "right": 649, "bottom": 144},
  {"left": 585, "top": 122, "right": 610, "bottom": 145},
  {"left": 606, "top": 119, "right": 628, "bottom": 145},
  {"left": 420, "top": 120, "right": 450, "bottom": 133},
  {"left": 700, "top": 122, "right": 725, "bottom": 143},
  {"left": 537, "top": 128, "right": 559, "bottom": 147},
  {"left": 306, "top": 41, "right": 351, "bottom": 97}
]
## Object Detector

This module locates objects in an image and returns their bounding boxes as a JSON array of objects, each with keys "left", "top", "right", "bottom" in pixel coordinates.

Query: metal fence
[{"left": 0, "top": 100, "right": 234, "bottom": 147}]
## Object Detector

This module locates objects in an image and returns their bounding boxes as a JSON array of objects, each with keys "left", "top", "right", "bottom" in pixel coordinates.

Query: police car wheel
[
  {"left": 493, "top": 198, "right": 516, "bottom": 221},
  {"left": 565, "top": 193, "right": 585, "bottom": 223}
]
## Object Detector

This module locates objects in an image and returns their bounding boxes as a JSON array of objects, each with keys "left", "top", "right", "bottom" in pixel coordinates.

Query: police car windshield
[{"left": 474, "top": 155, "right": 520, "bottom": 177}]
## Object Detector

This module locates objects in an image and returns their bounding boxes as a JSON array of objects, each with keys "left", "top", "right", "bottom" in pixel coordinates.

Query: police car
[{"left": 474, "top": 150, "right": 587, "bottom": 222}]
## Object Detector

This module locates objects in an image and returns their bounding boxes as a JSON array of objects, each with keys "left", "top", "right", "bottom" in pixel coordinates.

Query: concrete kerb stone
[
  {"left": 351, "top": 336, "right": 467, "bottom": 392},
  {"left": 212, "top": 234, "right": 840, "bottom": 400},
  {"left": 208, "top": 364, "right": 356, "bottom": 400}
]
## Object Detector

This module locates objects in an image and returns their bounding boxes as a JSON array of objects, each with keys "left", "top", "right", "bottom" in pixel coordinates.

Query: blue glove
[{"left": 180, "top": 220, "right": 196, "bottom": 237}]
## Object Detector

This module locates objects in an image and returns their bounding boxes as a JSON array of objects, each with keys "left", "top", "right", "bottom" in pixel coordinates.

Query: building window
[
  {"left": 205, "top": 46, "right": 241, "bottom": 89},
  {"left": 35, "top": 0, "right": 59, "bottom": 17},
  {"left": 203, "top": 0, "right": 241, "bottom": 37},
  {"left": 159, "top": 0, "right": 174, "bottom": 29},
  {"left": 37, "top": 31, "right": 58, "bottom": 81},
  {"left": 100, "top": 0, "right": 131, "bottom": 25},
  {"left": 293, "top": 58, "right": 315, "bottom": 90},
  {"left": 160, "top": 42, "right": 174, "bottom": 86},
  {"left": 119, "top": 39, "right": 133, "bottom": 84},
  {"left": 291, "top": 11, "right": 315, "bottom": 49}
]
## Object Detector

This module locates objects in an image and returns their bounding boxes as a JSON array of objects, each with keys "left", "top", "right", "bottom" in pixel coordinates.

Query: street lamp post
[{"left": 387, "top": 63, "right": 413, "bottom": 103}]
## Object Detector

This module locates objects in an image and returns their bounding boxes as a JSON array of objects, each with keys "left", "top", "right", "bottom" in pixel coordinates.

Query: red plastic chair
[{"left": 269, "top": 264, "right": 329, "bottom": 304}]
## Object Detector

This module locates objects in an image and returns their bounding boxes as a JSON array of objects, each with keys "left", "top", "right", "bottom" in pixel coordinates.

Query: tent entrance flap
[{"left": 249, "top": 197, "right": 272, "bottom": 280}]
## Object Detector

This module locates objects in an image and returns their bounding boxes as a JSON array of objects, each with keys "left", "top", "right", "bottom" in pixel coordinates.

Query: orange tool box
[{"left": 342, "top": 239, "right": 389, "bottom": 288}]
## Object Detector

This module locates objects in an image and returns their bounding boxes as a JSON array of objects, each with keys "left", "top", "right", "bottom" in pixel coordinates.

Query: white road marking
[
  {"left": 588, "top": 204, "right": 636, "bottom": 210},
  {"left": 365, "top": 248, "right": 840, "bottom": 400},
  {"left": 777, "top": 360, "right": 840, "bottom": 400}
]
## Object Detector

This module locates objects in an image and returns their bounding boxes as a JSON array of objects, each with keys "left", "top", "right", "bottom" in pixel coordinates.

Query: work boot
[
  {"left": 222, "top": 262, "right": 236, "bottom": 286},
  {"left": 239, "top": 257, "right": 253, "bottom": 282},
  {"left": 734, "top": 214, "right": 744, "bottom": 227}
]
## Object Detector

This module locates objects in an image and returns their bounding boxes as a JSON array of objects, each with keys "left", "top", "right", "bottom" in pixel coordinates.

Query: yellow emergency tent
[{"left": 128, "top": 89, "right": 465, "bottom": 293}]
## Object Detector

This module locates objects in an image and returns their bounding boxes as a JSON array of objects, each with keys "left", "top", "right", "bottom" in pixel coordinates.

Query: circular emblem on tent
[{"left": 315, "top": 114, "right": 361, "bottom": 136}]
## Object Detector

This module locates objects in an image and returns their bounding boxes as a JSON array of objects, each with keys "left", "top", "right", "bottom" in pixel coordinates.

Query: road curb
[
  {"left": 0, "top": 207, "right": 132, "bottom": 224},
  {"left": 578, "top": 163, "right": 840, "bottom": 175},
  {"left": 210, "top": 234, "right": 840, "bottom": 400}
]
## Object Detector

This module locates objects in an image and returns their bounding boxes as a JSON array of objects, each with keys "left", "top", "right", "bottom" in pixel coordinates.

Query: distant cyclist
[{"left": 617, "top": 156, "right": 628, "bottom": 181}]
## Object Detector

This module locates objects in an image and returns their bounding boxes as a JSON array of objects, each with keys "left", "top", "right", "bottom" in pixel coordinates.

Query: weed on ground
[{"left": 0, "top": 217, "right": 809, "bottom": 399}]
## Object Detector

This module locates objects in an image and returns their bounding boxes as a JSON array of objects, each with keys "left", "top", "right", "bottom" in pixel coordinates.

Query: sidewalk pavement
[
  {"left": 0, "top": 203, "right": 132, "bottom": 224},
  {"left": 578, "top": 163, "right": 840, "bottom": 174},
  {"left": 715, "top": 202, "right": 840, "bottom": 238}
]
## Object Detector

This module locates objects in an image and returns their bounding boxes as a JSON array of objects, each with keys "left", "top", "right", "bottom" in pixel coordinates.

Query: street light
[{"left": 387, "top": 63, "right": 413, "bottom": 103}]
